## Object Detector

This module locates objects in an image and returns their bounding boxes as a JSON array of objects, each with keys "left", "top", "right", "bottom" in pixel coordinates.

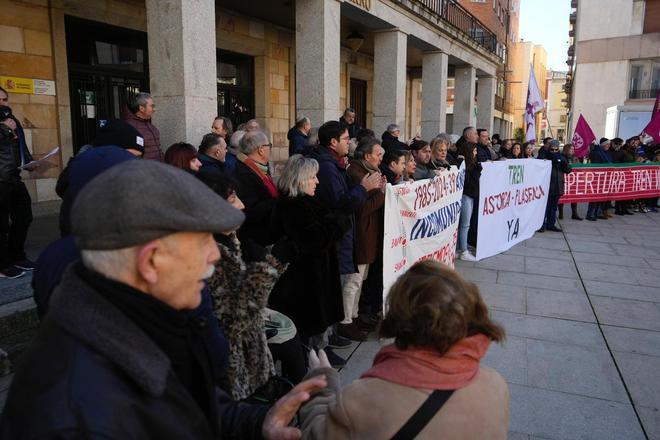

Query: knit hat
[
  {"left": 72, "top": 160, "right": 245, "bottom": 250},
  {"left": 93, "top": 119, "right": 145, "bottom": 154},
  {"left": 599, "top": 137, "right": 610, "bottom": 146},
  {"left": 549, "top": 139, "right": 560, "bottom": 148}
]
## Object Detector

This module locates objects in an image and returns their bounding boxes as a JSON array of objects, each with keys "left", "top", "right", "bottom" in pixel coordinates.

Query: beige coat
[{"left": 300, "top": 366, "right": 509, "bottom": 439}]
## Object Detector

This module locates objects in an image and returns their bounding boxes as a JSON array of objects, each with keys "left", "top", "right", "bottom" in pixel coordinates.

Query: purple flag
[
  {"left": 572, "top": 114, "right": 596, "bottom": 159},
  {"left": 643, "top": 112, "right": 660, "bottom": 143},
  {"left": 652, "top": 89, "right": 660, "bottom": 120}
]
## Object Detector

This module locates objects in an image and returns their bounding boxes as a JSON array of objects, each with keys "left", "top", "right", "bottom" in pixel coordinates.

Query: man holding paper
[{"left": 0, "top": 87, "right": 36, "bottom": 278}]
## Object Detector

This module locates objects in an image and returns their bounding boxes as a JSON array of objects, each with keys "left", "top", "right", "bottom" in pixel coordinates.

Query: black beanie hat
[{"left": 93, "top": 119, "right": 145, "bottom": 154}]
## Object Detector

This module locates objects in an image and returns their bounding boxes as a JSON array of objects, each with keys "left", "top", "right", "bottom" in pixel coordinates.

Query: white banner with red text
[
  {"left": 559, "top": 163, "right": 660, "bottom": 204},
  {"left": 476, "top": 159, "right": 551, "bottom": 260},
  {"left": 382, "top": 166, "right": 464, "bottom": 298}
]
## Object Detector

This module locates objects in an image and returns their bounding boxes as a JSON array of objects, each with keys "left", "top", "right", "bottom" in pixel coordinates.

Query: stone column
[
  {"left": 421, "top": 51, "right": 448, "bottom": 140},
  {"left": 373, "top": 29, "right": 407, "bottom": 138},
  {"left": 295, "top": 0, "right": 341, "bottom": 126},
  {"left": 477, "top": 75, "right": 496, "bottom": 133},
  {"left": 452, "top": 66, "right": 477, "bottom": 133},
  {"left": 145, "top": 0, "right": 217, "bottom": 149}
]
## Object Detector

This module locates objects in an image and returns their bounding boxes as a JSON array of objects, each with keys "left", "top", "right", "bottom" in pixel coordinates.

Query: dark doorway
[
  {"left": 217, "top": 50, "right": 255, "bottom": 129},
  {"left": 350, "top": 78, "right": 368, "bottom": 128},
  {"left": 65, "top": 16, "right": 149, "bottom": 153}
]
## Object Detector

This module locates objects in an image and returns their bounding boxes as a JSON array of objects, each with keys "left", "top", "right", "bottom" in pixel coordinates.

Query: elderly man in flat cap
[{"left": 0, "top": 161, "right": 326, "bottom": 439}]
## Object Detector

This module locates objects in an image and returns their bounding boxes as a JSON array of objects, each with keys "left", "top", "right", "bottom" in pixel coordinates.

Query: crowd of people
[{"left": 1, "top": 87, "right": 659, "bottom": 437}]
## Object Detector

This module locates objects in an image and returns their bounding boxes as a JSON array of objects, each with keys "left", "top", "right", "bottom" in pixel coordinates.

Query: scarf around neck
[
  {"left": 361, "top": 334, "right": 491, "bottom": 390},
  {"left": 243, "top": 157, "right": 279, "bottom": 198}
]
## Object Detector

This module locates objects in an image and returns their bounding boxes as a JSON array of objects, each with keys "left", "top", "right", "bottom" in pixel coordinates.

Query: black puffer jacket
[
  {"left": 0, "top": 265, "right": 269, "bottom": 440},
  {"left": 0, "top": 122, "right": 23, "bottom": 183},
  {"left": 381, "top": 131, "right": 409, "bottom": 152},
  {"left": 457, "top": 157, "right": 483, "bottom": 199}
]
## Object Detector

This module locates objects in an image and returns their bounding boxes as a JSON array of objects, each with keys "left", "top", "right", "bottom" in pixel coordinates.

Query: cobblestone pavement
[{"left": 339, "top": 206, "right": 660, "bottom": 440}]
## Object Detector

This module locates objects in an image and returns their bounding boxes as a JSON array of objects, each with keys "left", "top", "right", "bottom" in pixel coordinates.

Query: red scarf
[
  {"left": 243, "top": 158, "right": 278, "bottom": 198},
  {"left": 361, "top": 334, "right": 490, "bottom": 390}
]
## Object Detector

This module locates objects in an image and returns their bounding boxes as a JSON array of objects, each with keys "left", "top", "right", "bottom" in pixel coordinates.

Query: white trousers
[{"left": 340, "top": 264, "right": 370, "bottom": 324}]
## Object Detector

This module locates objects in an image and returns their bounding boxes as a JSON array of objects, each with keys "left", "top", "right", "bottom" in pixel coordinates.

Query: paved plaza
[
  {"left": 338, "top": 207, "right": 660, "bottom": 440},
  {"left": 1, "top": 210, "right": 660, "bottom": 438}
]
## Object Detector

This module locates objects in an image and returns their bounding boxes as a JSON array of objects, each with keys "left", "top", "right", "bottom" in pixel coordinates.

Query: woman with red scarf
[{"left": 299, "top": 260, "right": 509, "bottom": 439}]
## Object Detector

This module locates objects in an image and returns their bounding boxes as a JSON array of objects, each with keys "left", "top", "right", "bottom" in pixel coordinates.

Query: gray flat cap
[{"left": 71, "top": 160, "right": 245, "bottom": 250}]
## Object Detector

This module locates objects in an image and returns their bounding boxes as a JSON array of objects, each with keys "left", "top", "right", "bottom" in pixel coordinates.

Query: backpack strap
[{"left": 390, "top": 389, "right": 455, "bottom": 440}]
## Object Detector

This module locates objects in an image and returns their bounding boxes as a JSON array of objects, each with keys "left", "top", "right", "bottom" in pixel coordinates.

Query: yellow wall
[{"left": 0, "top": 0, "right": 60, "bottom": 202}]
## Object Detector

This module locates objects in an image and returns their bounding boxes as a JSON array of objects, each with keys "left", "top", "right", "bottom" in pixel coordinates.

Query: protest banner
[
  {"left": 382, "top": 166, "right": 464, "bottom": 298},
  {"left": 476, "top": 159, "right": 551, "bottom": 261},
  {"left": 559, "top": 163, "right": 660, "bottom": 204}
]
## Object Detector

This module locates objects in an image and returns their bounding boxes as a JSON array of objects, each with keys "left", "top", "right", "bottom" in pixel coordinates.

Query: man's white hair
[{"left": 80, "top": 247, "right": 137, "bottom": 278}]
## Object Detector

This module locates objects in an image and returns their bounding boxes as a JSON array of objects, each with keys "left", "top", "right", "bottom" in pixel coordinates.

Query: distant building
[
  {"left": 0, "top": 0, "right": 508, "bottom": 211},
  {"left": 509, "top": 41, "right": 548, "bottom": 141},
  {"left": 567, "top": 0, "right": 660, "bottom": 137},
  {"left": 544, "top": 70, "right": 569, "bottom": 143},
  {"left": 457, "top": 0, "right": 518, "bottom": 138}
]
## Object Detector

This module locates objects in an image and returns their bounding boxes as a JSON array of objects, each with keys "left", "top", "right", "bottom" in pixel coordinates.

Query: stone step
[{"left": 0, "top": 274, "right": 39, "bottom": 377}]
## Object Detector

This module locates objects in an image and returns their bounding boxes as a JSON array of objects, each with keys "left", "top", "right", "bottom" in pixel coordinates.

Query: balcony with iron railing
[
  {"left": 394, "top": 0, "right": 499, "bottom": 57},
  {"left": 629, "top": 88, "right": 660, "bottom": 99}
]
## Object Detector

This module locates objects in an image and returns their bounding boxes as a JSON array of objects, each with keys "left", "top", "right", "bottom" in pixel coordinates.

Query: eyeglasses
[{"left": 261, "top": 143, "right": 273, "bottom": 148}]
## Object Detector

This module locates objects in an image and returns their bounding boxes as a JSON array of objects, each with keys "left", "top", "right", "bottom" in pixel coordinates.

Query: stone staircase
[{"left": 0, "top": 214, "right": 59, "bottom": 409}]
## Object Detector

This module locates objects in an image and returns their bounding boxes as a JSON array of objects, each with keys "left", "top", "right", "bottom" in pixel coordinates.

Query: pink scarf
[{"left": 361, "top": 334, "right": 491, "bottom": 390}]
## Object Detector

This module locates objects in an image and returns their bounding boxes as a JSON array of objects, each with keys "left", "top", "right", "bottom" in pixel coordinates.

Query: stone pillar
[
  {"left": 477, "top": 75, "right": 496, "bottom": 133},
  {"left": 452, "top": 66, "right": 476, "bottom": 133},
  {"left": 421, "top": 51, "right": 448, "bottom": 140},
  {"left": 373, "top": 29, "right": 407, "bottom": 138},
  {"left": 146, "top": 0, "right": 217, "bottom": 149},
  {"left": 295, "top": 0, "right": 341, "bottom": 126}
]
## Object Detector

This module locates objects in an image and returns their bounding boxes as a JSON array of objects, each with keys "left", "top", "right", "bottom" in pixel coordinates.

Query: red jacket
[{"left": 123, "top": 112, "right": 163, "bottom": 161}]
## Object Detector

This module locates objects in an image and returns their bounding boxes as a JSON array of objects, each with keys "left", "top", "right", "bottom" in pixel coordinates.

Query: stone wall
[
  {"left": 0, "top": 0, "right": 60, "bottom": 204},
  {"left": 216, "top": 9, "right": 295, "bottom": 163}
]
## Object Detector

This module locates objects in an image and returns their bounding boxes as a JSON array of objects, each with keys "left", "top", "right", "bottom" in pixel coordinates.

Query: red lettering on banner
[
  {"left": 390, "top": 236, "right": 407, "bottom": 249},
  {"left": 394, "top": 258, "right": 407, "bottom": 272},
  {"left": 415, "top": 240, "right": 455, "bottom": 266},
  {"left": 560, "top": 165, "right": 660, "bottom": 203},
  {"left": 400, "top": 210, "right": 416, "bottom": 218}
]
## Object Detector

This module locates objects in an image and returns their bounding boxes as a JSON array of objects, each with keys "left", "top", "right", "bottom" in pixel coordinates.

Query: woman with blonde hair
[{"left": 300, "top": 260, "right": 508, "bottom": 439}]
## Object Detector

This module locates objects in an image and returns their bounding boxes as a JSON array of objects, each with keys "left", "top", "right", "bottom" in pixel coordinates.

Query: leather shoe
[
  {"left": 337, "top": 322, "right": 368, "bottom": 341},
  {"left": 546, "top": 226, "right": 563, "bottom": 232},
  {"left": 571, "top": 215, "right": 583, "bottom": 221}
]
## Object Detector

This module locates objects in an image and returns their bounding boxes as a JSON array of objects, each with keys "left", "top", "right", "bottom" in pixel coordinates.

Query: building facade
[
  {"left": 544, "top": 70, "right": 569, "bottom": 143},
  {"left": 0, "top": 0, "right": 504, "bottom": 210},
  {"left": 509, "top": 40, "right": 548, "bottom": 141},
  {"left": 458, "top": 0, "right": 517, "bottom": 138},
  {"left": 567, "top": 0, "right": 660, "bottom": 138}
]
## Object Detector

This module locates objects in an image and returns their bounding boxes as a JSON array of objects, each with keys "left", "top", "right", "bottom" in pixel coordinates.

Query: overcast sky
[{"left": 519, "top": 0, "right": 572, "bottom": 72}]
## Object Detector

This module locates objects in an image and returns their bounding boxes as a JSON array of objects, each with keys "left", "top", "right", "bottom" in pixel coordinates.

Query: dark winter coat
[
  {"left": 123, "top": 112, "right": 163, "bottom": 161},
  {"left": 2, "top": 264, "right": 266, "bottom": 439},
  {"left": 234, "top": 160, "right": 279, "bottom": 246},
  {"left": 476, "top": 143, "right": 493, "bottom": 162},
  {"left": 347, "top": 160, "right": 385, "bottom": 265},
  {"left": 198, "top": 152, "right": 227, "bottom": 177},
  {"left": 270, "top": 195, "right": 350, "bottom": 337},
  {"left": 457, "top": 158, "right": 483, "bottom": 199},
  {"left": 30, "top": 235, "right": 230, "bottom": 385},
  {"left": 381, "top": 131, "right": 409, "bottom": 152},
  {"left": 287, "top": 127, "right": 310, "bottom": 157},
  {"left": 0, "top": 116, "right": 33, "bottom": 183},
  {"left": 542, "top": 152, "right": 572, "bottom": 196},
  {"left": 340, "top": 117, "right": 362, "bottom": 139},
  {"left": 589, "top": 145, "right": 613, "bottom": 164},
  {"left": 311, "top": 146, "right": 367, "bottom": 274}
]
